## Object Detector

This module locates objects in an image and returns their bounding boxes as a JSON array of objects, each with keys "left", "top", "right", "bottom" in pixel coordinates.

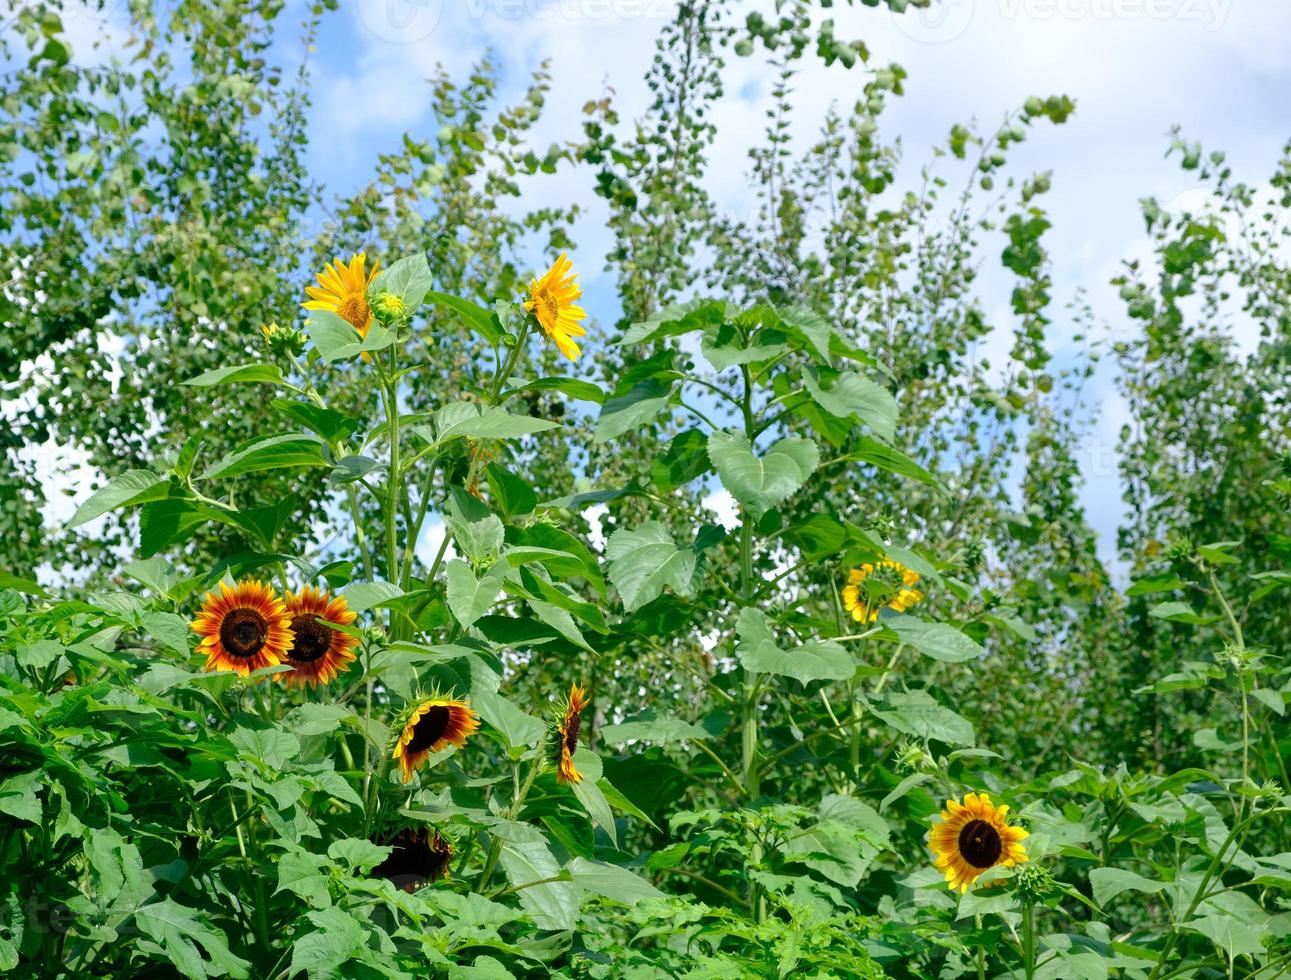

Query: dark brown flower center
[
  {"left": 958, "top": 819, "right": 1003, "bottom": 868},
  {"left": 372, "top": 829, "right": 452, "bottom": 892},
  {"left": 218, "top": 607, "right": 269, "bottom": 659},
  {"left": 563, "top": 710, "right": 582, "bottom": 755},
  {"left": 406, "top": 706, "right": 451, "bottom": 754},
  {"left": 288, "top": 613, "right": 332, "bottom": 664}
]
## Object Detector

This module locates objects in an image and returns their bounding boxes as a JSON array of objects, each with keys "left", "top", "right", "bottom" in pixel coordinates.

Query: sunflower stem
[
  {"left": 476, "top": 757, "right": 540, "bottom": 894},
  {"left": 379, "top": 347, "right": 403, "bottom": 639}
]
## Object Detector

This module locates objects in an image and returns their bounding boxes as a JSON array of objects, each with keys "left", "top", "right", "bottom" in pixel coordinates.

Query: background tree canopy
[{"left": 0, "top": 1, "right": 1287, "bottom": 977}]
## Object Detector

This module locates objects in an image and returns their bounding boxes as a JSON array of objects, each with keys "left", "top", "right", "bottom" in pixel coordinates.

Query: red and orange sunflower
[
  {"left": 190, "top": 580, "right": 294, "bottom": 677},
  {"left": 278, "top": 586, "right": 358, "bottom": 689},
  {"left": 392, "top": 696, "right": 481, "bottom": 784},
  {"left": 547, "top": 683, "right": 590, "bottom": 785}
]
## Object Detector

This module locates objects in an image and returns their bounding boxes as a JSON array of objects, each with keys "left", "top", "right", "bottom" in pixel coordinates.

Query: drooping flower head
[
  {"left": 371, "top": 827, "right": 454, "bottom": 893},
  {"left": 302, "top": 253, "right": 380, "bottom": 341},
  {"left": 524, "top": 252, "right": 587, "bottom": 361},
  {"left": 392, "top": 695, "right": 481, "bottom": 784},
  {"left": 842, "top": 558, "right": 925, "bottom": 623},
  {"left": 278, "top": 586, "right": 358, "bottom": 689},
  {"left": 191, "top": 580, "right": 294, "bottom": 677},
  {"left": 547, "top": 683, "right": 590, "bottom": 785},
  {"left": 929, "top": 792, "right": 1029, "bottom": 893}
]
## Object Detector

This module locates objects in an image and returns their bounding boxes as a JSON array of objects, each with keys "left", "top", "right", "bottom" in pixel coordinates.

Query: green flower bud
[{"left": 371, "top": 291, "right": 408, "bottom": 324}]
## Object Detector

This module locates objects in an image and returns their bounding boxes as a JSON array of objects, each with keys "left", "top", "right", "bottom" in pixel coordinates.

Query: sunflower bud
[
  {"left": 368, "top": 624, "right": 388, "bottom": 645},
  {"left": 260, "top": 321, "right": 306, "bottom": 357},
  {"left": 1013, "top": 863, "right": 1055, "bottom": 904},
  {"left": 371, "top": 291, "right": 408, "bottom": 324}
]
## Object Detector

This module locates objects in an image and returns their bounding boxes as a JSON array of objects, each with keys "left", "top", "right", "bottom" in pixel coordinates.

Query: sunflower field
[{"left": 2, "top": 1, "right": 1290, "bottom": 978}]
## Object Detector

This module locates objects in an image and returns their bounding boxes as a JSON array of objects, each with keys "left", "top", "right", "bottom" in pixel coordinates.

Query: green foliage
[{"left": 1, "top": 1, "right": 1288, "bottom": 978}]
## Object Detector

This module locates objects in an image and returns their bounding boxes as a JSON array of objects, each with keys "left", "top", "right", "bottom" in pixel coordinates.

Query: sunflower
[
  {"left": 524, "top": 252, "right": 587, "bottom": 361},
  {"left": 302, "top": 253, "right": 380, "bottom": 342},
  {"left": 929, "top": 792, "right": 1029, "bottom": 893},
  {"left": 392, "top": 696, "right": 481, "bottom": 784},
  {"left": 547, "top": 683, "right": 590, "bottom": 785},
  {"left": 278, "top": 586, "right": 358, "bottom": 689},
  {"left": 191, "top": 579, "right": 294, "bottom": 677},
  {"left": 371, "top": 827, "right": 453, "bottom": 892},
  {"left": 842, "top": 558, "right": 925, "bottom": 623}
]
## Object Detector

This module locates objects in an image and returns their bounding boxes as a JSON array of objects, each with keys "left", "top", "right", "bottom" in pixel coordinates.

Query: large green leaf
[
  {"left": 854, "top": 435, "right": 943, "bottom": 490},
  {"left": 735, "top": 607, "right": 854, "bottom": 683},
  {"left": 426, "top": 289, "right": 502, "bottom": 345},
  {"left": 594, "top": 379, "right": 674, "bottom": 444},
  {"left": 134, "top": 899, "right": 252, "bottom": 980},
  {"left": 708, "top": 431, "right": 819, "bottom": 517},
  {"left": 497, "top": 833, "right": 579, "bottom": 932},
  {"left": 371, "top": 252, "right": 433, "bottom": 309},
  {"left": 803, "top": 368, "right": 897, "bottom": 442},
  {"left": 445, "top": 559, "right": 506, "bottom": 629},
  {"left": 68, "top": 470, "right": 171, "bottom": 529},
  {"left": 887, "top": 616, "right": 984, "bottom": 663},
  {"left": 1089, "top": 868, "right": 1165, "bottom": 907},
  {"left": 198, "top": 433, "right": 327, "bottom": 481},
  {"left": 605, "top": 521, "right": 696, "bottom": 612},
  {"left": 307, "top": 309, "right": 397, "bottom": 362},
  {"left": 568, "top": 857, "right": 665, "bottom": 904},
  {"left": 431, "top": 402, "right": 560, "bottom": 444},
  {"left": 182, "top": 363, "right": 286, "bottom": 388},
  {"left": 870, "top": 691, "right": 975, "bottom": 746}
]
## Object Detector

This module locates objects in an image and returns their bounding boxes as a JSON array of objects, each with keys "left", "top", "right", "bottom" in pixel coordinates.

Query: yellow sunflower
[
  {"left": 547, "top": 683, "right": 590, "bottom": 784},
  {"left": 524, "top": 252, "right": 587, "bottom": 361},
  {"left": 929, "top": 792, "right": 1029, "bottom": 893},
  {"left": 190, "top": 580, "right": 294, "bottom": 677},
  {"left": 278, "top": 586, "right": 359, "bottom": 689},
  {"left": 302, "top": 253, "right": 380, "bottom": 342},
  {"left": 842, "top": 558, "right": 925, "bottom": 623},
  {"left": 392, "top": 696, "right": 481, "bottom": 784}
]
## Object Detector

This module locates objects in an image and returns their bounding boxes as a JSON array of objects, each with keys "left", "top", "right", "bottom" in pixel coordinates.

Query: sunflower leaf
[
  {"left": 372, "top": 252, "right": 433, "bottom": 310},
  {"left": 802, "top": 368, "right": 898, "bottom": 442},
  {"left": 605, "top": 521, "right": 697, "bottom": 612},
  {"left": 708, "top": 431, "right": 819, "bottom": 517},
  {"left": 887, "top": 616, "right": 984, "bottom": 663},
  {"left": 198, "top": 433, "right": 328, "bottom": 481},
  {"left": 594, "top": 379, "right": 675, "bottom": 444},
  {"left": 134, "top": 899, "right": 252, "bottom": 980},
  {"left": 426, "top": 289, "right": 502, "bottom": 346},
  {"left": 67, "top": 469, "right": 172, "bottom": 529},
  {"left": 568, "top": 857, "right": 665, "bottom": 904},
  {"left": 735, "top": 607, "right": 855, "bottom": 683},
  {"left": 182, "top": 363, "right": 287, "bottom": 388},
  {"left": 432, "top": 401, "right": 560, "bottom": 444},
  {"left": 445, "top": 559, "right": 506, "bottom": 629}
]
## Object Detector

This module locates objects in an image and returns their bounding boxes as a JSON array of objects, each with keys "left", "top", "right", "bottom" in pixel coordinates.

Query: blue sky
[{"left": 33, "top": 0, "right": 1291, "bottom": 576}]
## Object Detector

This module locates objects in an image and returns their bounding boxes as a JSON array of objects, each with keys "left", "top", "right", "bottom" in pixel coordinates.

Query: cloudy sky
[{"left": 33, "top": 0, "right": 1291, "bottom": 577}]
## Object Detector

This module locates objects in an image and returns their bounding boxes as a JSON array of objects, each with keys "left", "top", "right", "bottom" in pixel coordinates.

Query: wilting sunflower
[
  {"left": 842, "top": 558, "right": 925, "bottom": 623},
  {"left": 191, "top": 580, "right": 294, "bottom": 677},
  {"left": 929, "top": 792, "right": 1029, "bottom": 893},
  {"left": 371, "top": 827, "right": 453, "bottom": 892},
  {"left": 547, "top": 683, "right": 590, "bottom": 784},
  {"left": 524, "top": 252, "right": 587, "bottom": 361},
  {"left": 278, "top": 586, "right": 358, "bottom": 689},
  {"left": 302, "top": 253, "right": 380, "bottom": 342},
  {"left": 392, "top": 695, "right": 481, "bottom": 784}
]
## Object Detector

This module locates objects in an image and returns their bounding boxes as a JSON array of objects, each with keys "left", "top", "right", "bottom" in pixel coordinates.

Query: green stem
[{"left": 476, "top": 758, "right": 541, "bottom": 894}]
